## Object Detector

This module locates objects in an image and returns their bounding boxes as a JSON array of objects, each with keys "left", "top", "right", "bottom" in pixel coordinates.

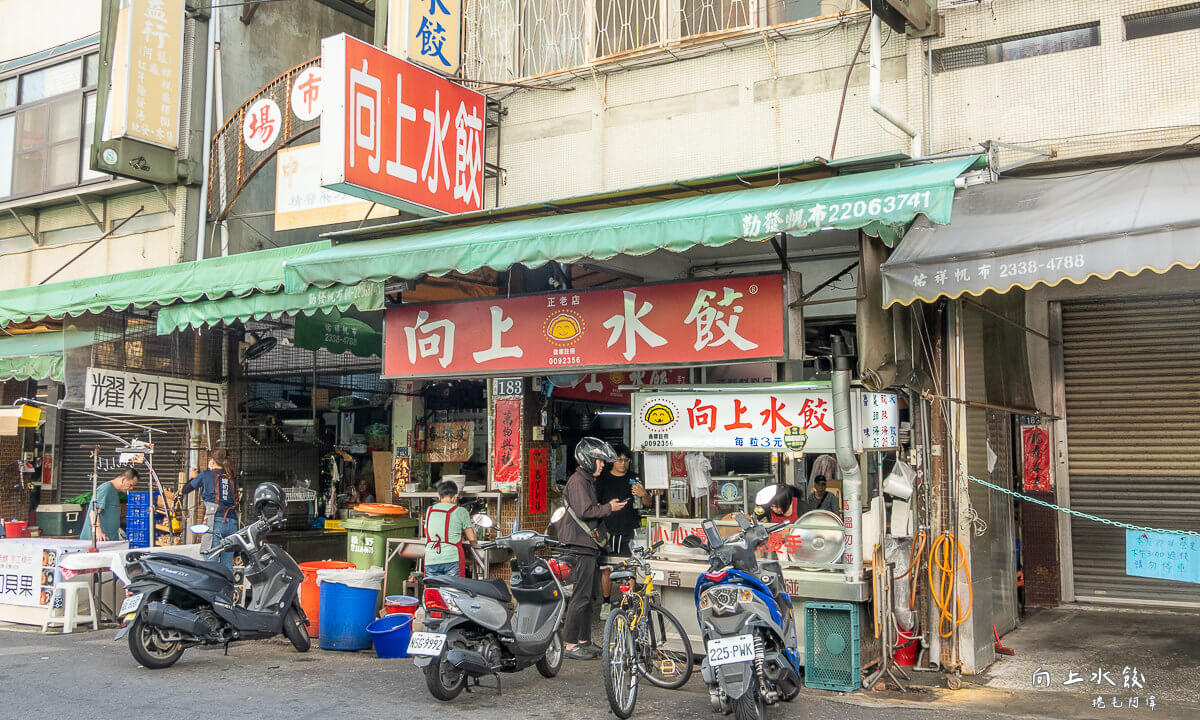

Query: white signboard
[
  {"left": 103, "top": 0, "right": 185, "bottom": 149},
  {"left": 855, "top": 392, "right": 900, "bottom": 450},
  {"left": 631, "top": 387, "right": 836, "bottom": 454},
  {"left": 0, "top": 542, "right": 50, "bottom": 607},
  {"left": 275, "top": 143, "right": 395, "bottom": 231},
  {"left": 85, "top": 368, "right": 227, "bottom": 422}
]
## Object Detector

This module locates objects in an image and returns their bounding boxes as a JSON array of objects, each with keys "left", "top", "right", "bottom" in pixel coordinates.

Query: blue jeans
[
  {"left": 211, "top": 515, "right": 239, "bottom": 569},
  {"left": 425, "top": 561, "right": 459, "bottom": 577}
]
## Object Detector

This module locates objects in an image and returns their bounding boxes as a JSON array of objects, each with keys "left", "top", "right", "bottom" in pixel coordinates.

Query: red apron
[{"left": 425, "top": 504, "right": 465, "bottom": 577}]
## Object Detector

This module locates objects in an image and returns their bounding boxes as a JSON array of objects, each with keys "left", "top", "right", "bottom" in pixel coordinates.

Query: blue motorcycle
[{"left": 682, "top": 501, "right": 802, "bottom": 720}]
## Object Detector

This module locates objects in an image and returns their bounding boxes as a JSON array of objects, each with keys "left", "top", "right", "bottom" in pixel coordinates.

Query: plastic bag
[
  {"left": 316, "top": 566, "right": 385, "bottom": 590},
  {"left": 886, "top": 537, "right": 915, "bottom": 631}
]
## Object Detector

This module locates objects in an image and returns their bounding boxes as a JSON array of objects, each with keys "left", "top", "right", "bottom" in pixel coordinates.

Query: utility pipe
[
  {"left": 832, "top": 336, "right": 864, "bottom": 583},
  {"left": 869, "top": 16, "right": 922, "bottom": 159},
  {"left": 195, "top": 10, "right": 217, "bottom": 261}
]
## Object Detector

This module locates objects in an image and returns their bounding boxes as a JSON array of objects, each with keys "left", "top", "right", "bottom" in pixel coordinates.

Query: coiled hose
[{"left": 928, "top": 532, "right": 972, "bottom": 638}]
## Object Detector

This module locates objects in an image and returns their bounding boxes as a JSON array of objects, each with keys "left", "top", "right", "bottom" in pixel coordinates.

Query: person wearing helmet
[{"left": 560, "top": 437, "right": 628, "bottom": 660}]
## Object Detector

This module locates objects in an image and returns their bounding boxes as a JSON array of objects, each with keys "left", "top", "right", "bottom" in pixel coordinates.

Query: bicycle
[{"left": 602, "top": 540, "right": 694, "bottom": 718}]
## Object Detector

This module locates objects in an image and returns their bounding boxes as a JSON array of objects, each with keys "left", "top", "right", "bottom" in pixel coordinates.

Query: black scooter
[
  {"left": 113, "top": 482, "right": 309, "bottom": 668},
  {"left": 411, "top": 510, "right": 568, "bottom": 699}
]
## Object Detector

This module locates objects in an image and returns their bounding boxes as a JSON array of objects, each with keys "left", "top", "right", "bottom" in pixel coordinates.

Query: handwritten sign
[
  {"left": 857, "top": 392, "right": 899, "bottom": 450},
  {"left": 393, "top": 446, "right": 412, "bottom": 495},
  {"left": 1022, "top": 425, "right": 1052, "bottom": 491},
  {"left": 1126, "top": 529, "right": 1200, "bottom": 584},
  {"left": 85, "top": 368, "right": 226, "bottom": 422},
  {"left": 492, "top": 397, "right": 522, "bottom": 492},
  {"left": 528, "top": 448, "right": 548, "bottom": 514},
  {"left": 425, "top": 421, "right": 473, "bottom": 463}
]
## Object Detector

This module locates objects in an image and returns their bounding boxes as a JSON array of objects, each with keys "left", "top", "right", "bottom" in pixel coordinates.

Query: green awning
[
  {"left": 155, "top": 280, "right": 386, "bottom": 334},
  {"left": 284, "top": 157, "right": 982, "bottom": 292},
  {"left": 0, "top": 331, "right": 64, "bottom": 382},
  {"left": 0, "top": 241, "right": 330, "bottom": 328},
  {"left": 294, "top": 309, "right": 382, "bottom": 358}
]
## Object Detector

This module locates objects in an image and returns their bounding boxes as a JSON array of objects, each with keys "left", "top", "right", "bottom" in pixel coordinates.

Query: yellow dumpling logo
[
  {"left": 644, "top": 403, "right": 675, "bottom": 427},
  {"left": 546, "top": 313, "right": 582, "bottom": 341}
]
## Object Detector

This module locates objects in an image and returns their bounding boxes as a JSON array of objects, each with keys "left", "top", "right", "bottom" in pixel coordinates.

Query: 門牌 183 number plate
[
  {"left": 407, "top": 631, "right": 447, "bottom": 656},
  {"left": 707, "top": 634, "right": 755, "bottom": 667}
]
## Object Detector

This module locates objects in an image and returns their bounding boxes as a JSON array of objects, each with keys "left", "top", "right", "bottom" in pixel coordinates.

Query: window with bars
[
  {"left": 464, "top": 0, "right": 827, "bottom": 81},
  {"left": 1124, "top": 3, "right": 1200, "bottom": 41},
  {"left": 0, "top": 49, "right": 108, "bottom": 201},
  {"left": 932, "top": 23, "right": 1101, "bottom": 73}
]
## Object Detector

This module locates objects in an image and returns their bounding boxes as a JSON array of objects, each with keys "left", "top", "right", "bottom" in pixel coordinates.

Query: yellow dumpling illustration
[
  {"left": 644, "top": 403, "right": 675, "bottom": 426},
  {"left": 547, "top": 313, "right": 581, "bottom": 341}
]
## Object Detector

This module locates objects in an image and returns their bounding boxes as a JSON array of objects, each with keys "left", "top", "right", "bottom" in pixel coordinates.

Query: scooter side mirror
[
  {"left": 681, "top": 535, "right": 705, "bottom": 549},
  {"left": 472, "top": 514, "right": 494, "bottom": 529},
  {"left": 550, "top": 507, "right": 567, "bottom": 524},
  {"left": 190, "top": 523, "right": 210, "bottom": 535}
]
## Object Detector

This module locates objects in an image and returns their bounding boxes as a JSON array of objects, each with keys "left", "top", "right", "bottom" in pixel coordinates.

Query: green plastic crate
[{"left": 803, "top": 601, "right": 861, "bottom": 693}]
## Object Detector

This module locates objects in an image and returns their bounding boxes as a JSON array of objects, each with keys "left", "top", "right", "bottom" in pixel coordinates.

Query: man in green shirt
[
  {"left": 423, "top": 480, "right": 477, "bottom": 577},
  {"left": 80, "top": 467, "right": 140, "bottom": 542}
]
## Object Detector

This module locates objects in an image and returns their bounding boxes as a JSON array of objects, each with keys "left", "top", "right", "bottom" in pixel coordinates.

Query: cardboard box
[{"left": 372, "top": 451, "right": 393, "bottom": 503}]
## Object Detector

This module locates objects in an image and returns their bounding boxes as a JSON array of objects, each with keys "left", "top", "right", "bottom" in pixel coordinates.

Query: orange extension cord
[{"left": 928, "top": 531, "right": 972, "bottom": 638}]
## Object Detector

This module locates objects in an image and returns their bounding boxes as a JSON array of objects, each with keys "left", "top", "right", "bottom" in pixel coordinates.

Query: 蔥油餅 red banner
[
  {"left": 320, "top": 33, "right": 485, "bottom": 216},
  {"left": 383, "top": 274, "right": 785, "bottom": 378}
]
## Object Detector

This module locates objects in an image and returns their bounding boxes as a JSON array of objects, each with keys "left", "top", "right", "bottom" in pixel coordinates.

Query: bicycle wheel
[
  {"left": 637, "top": 603, "right": 694, "bottom": 689},
  {"left": 603, "top": 608, "right": 639, "bottom": 719}
]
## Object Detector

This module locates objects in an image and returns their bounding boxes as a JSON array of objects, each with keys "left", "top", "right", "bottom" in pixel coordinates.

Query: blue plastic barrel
[
  {"left": 318, "top": 579, "right": 380, "bottom": 651},
  {"left": 366, "top": 614, "right": 413, "bottom": 658}
]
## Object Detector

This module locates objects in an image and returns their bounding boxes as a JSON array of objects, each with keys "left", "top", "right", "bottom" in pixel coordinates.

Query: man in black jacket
[{"left": 559, "top": 437, "right": 626, "bottom": 660}]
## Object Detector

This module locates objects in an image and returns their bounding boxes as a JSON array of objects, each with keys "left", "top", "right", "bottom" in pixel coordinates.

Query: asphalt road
[{"left": 0, "top": 626, "right": 1054, "bottom": 720}]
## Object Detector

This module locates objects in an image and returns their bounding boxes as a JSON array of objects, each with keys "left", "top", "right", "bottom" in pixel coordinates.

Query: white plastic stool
[{"left": 41, "top": 575, "right": 98, "bottom": 634}]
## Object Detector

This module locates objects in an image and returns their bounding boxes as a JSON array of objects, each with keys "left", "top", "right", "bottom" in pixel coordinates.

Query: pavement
[{"left": 2, "top": 609, "right": 1195, "bottom": 720}]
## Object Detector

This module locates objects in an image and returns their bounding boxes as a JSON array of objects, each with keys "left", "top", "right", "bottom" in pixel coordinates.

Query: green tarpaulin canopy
[
  {"left": 283, "top": 156, "right": 982, "bottom": 292},
  {"left": 155, "top": 280, "right": 386, "bottom": 334},
  {"left": 0, "top": 331, "right": 64, "bottom": 382},
  {"left": 0, "top": 241, "right": 330, "bottom": 328}
]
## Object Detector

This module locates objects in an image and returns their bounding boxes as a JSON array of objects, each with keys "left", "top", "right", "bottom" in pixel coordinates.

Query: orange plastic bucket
[{"left": 299, "top": 560, "right": 356, "bottom": 637}]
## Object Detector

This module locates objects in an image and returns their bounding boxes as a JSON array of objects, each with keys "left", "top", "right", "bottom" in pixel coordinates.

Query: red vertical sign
[
  {"left": 1022, "top": 425, "right": 1051, "bottom": 491},
  {"left": 492, "top": 397, "right": 522, "bottom": 491},
  {"left": 528, "top": 448, "right": 548, "bottom": 514}
]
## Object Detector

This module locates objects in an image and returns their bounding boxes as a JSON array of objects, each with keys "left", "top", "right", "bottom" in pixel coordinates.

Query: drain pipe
[
  {"left": 833, "top": 336, "right": 864, "bottom": 584},
  {"left": 869, "top": 15, "right": 922, "bottom": 158}
]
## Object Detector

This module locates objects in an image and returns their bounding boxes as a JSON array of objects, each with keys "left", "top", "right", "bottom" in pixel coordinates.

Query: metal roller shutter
[
  {"left": 59, "top": 413, "right": 189, "bottom": 500},
  {"left": 1062, "top": 296, "right": 1200, "bottom": 607}
]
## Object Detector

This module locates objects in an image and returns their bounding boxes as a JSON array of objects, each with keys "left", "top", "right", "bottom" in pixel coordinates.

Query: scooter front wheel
[
  {"left": 282, "top": 606, "right": 310, "bottom": 652},
  {"left": 423, "top": 653, "right": 467, "bottom": 701},
  {"left": 536, "top": 631, "right": 564, "bottom": 678},
  {"left": 128, "top": 618, "right": 185, "bottom": 669}
]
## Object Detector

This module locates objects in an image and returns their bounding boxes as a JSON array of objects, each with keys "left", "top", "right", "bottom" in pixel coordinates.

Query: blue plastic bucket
[
  {"left": 366, "top": 614, "right": 414, "bottom": 658},
  {"left": 318, "top": 580, "right": 380, "bottom": 651}
]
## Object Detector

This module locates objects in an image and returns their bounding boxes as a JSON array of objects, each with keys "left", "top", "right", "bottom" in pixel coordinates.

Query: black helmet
[
  {"left": 253, "top": 482, "right": 284, "bottom": 518},
  {"left": 575, "top": 437, "right": 619, "bottom": 469}
]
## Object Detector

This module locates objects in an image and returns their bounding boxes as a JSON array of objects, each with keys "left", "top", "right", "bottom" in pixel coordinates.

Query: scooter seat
[{"left": 426, "top": 575, "right": 512, "bottom": 603}]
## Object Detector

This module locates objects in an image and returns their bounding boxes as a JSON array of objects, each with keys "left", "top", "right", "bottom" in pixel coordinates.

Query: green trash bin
[{"left": 343, "top": 516, "right": 419, "bottom": 601}]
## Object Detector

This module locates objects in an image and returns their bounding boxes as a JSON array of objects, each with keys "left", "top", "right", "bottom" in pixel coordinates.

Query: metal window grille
[
  {"left": 1124, "top": 3, "right": 1200, "bottom": 41},
  {"left": 462, "top": 0, "right": 760, "bottom": 81},
  {"left": 932, "top": 22, "right": 1101, "bottom": 73}
]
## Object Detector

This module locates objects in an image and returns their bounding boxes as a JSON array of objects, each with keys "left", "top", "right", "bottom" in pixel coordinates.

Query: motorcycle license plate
[
  {"left": 407, "top": 631, "right": 447, "bottom": 656},
  {"left": 707, "top": 634, "right": 755, "bottom": 667},
  {"left": 119, "top": 593, "right": 143, "bottom": 616}
]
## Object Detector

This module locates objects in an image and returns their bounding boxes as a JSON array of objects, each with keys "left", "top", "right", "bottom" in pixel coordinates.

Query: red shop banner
[
  {"left": 384, "top": 274, "right": 785, "bottom": 378},
  {"left": 528, "top": 448, "right": 548, "bottom": 514},
  {"left": 492, "top": 397, "right": 522, "bottom": 492},
  {"left": 551, "top": 369, "right": 690, "bottom": 403},
  {"left": 320, "top": 33, "right": 485, "bottom": 216}
]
